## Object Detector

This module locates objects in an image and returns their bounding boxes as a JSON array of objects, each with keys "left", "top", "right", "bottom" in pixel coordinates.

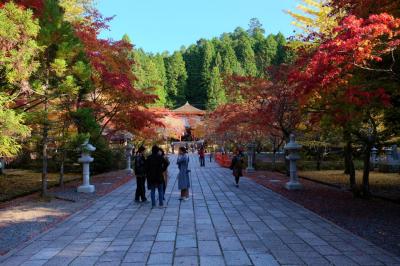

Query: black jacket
[
  {"left": 134, "top": 154, "right": 146, "bottom": 176},
  {"left": 230, "top": 154, "right": 244, "bottom": 177},
  {"left": 145, "top": 153, "right": 167, "bottom": 186}
]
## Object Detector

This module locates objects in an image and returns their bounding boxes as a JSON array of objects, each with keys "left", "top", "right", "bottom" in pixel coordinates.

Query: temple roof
[{"left": 173, "top": 102, "right": 206, "bottom": 115}]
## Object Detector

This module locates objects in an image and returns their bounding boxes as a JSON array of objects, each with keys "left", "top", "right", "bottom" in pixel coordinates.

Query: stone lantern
[
  {"left": 284, "top": 134, "right": 303, "bottom": 190},
  {"left": 125, "top": 143, "right": 134, "bottom": 174},
  {"left": 246, "top": 143, "right": 256, "bottom": 173},
  {"left": 371, "top": 147, "right": 378, "bottom": 168},
  {"left": 78, "top": 139, "right": 96, "bottom": 193},
  {"left": 385, "top": 147, "right": 393, "bottom": 163}
]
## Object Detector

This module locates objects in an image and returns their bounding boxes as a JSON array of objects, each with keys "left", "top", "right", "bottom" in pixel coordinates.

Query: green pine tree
[
  {"left": 207, "top": 65, "right": 226, "bottom": 110},
  {"left": 199, "top": 40, "right": 215, "bottom": 107},
  {"left": 131, "top": 48, "right": 167, "bottom": 107},
  {"left": 164, "top": 51, "right": 187, "bottom": 107},
  {"left": 219, "top": 34, "right": 243, "bottom": 75},
  {"left": 232, "top": 28, "right": 258, "bottom": 76},
  {"left": 274, "top": 32, "right": 288, "bottom": 65},
  {"left": 254, "top": 34, "right": 278, "bottom": 76}
]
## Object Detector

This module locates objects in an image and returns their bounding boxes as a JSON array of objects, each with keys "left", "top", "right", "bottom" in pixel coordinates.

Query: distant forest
[{"left": 126, "top": 18, "right": 293, "bottom": 110}]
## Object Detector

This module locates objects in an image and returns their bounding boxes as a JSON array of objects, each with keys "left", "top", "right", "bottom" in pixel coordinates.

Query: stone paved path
[{"left": 1, "top": 154, "right": 399, "bottom": 266}]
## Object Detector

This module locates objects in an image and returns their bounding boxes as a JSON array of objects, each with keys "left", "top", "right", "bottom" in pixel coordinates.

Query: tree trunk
[
  {"left": 41, "top": 96, "right": 49, "bottom": 197},
  {"left": 343, "top": 131, "right": 356, "bottom": 191},
  {"left": 59, "top": 119, "right": 68, "bottom": 188},
  {"left": 362, "top": 144, "right": 372, "bottom": 198},
  {"left": 345, "top": 142, "right": 356, "bottom": 191},
  {"left": 284, "top": 136, "right": 290, "bottom": 177},
  {"left": 285, "top": 151, "right": 290, "bottom": 176},
  {"left": 316, "top": 148, "right": 322, "bottom": 171},
  {"left": 272, "top": 149, "right": 276, "bottom": 171},
  {"left": 59, "top": 150, "right": 65, "bottom": 188},
  {"left": 0, "top": 159, "right": 4, "bottom": 175}
]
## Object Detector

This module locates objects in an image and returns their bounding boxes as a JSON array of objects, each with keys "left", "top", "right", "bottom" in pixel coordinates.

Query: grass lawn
[
  {"left": 298, "top": 170, "right": 400, "bottom": 201},
  {"left": 0, "top": 169, "right": 80, "bottom": 202}
]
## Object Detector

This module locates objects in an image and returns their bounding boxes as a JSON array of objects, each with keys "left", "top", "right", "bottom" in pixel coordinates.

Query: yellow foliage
[
  {"left": 59, "top": 0, "right": 93, "bottom": 22},
  {"left": 285, "top": 0, "right": 344, "bottom": 37}
]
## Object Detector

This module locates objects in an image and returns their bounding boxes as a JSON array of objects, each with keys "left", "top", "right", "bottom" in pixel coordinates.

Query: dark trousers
[
  {"left": 135, "top": 175, "right": 147, "bottom": 201},
  {"left": 200, "top": 156, "right": 205, "bottom": 167},
  {"left": 235, "top": 175, "right": 240, "bottom": 184},
  {"left": 162, "top": 180, "right": 166, "bottom": 200},
  {"left": 151, "top": 184, "right": 164, "bottom": 207}
]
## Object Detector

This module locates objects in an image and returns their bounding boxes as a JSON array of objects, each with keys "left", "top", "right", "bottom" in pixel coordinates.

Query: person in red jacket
[{"left": 199, "top": 146, "right": 205, "bottom": 167}]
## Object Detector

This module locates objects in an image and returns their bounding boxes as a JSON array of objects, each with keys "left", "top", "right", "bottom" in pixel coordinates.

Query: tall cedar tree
[
  {"left": 0, "top": 2, "right": 38, "bottom": 157},
  {"left": 164, "top": 51, "right": 187, "bottom": 108}
]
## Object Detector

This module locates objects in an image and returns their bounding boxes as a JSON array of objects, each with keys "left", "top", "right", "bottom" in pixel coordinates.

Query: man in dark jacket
[
  {"left": 230, "top": 150, "right": 244, "bottom": 188},
  {"left": 146, "top": 145, "right": 168, "bottom": 208},
  {"left": 134, "top": 146, "right": 147, "bottom": 202}
]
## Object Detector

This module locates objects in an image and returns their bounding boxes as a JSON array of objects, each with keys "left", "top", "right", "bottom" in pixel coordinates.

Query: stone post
[
  {"left": 284, "top": 134, "right": 303, "bottom": 190},
  {"left": 125, "top": 144, "right": 134, "bottom": 174},
  {"left": 78, "top": 140, "right": 96, "bottom": 193},
  {"left": 371, "top": 147, "right": 378, "bottom": 168},
  {"left": 246, "top": 143, "right": 256, "bottom": 173},
  {"left": 392, "top": 145, "right": 399, "bottom": 161},
  {"left": 385, "top": 147, "right": 393, "bottom": 163}
]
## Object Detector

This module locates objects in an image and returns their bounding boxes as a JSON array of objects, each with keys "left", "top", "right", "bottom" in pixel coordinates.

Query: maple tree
[
  {"left": 208, "top": 63, "right": 302, "bottom": 165},
  {"left": 330, "top": 0, "right": 400, "bottom": 18},
  {"left": 73, "top": 11, "right": 160, "bottom": 136},
  {"left": 291, "top": 12, "right": 400, "bottom": 196},
  {"left": 0, "top": 1, "right": 163, "bottom": 195},
  {"left": 209, "top": 6, "right": 399, "bottom": 195},
  {"left": 0, "top": 0, "right": 43, "bottom": 13}
]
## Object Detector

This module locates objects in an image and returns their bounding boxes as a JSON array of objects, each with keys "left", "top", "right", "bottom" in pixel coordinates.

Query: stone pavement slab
[{"left": 1, "top": 154, "right": 399, "bottom": 265}]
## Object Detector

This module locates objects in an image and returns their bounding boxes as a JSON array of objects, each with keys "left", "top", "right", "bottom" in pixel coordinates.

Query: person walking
[
  {"left": 199, "top": 146, "right": 205, "bottom": 167},
  {"left": 230, "top": 149, "right": 244, "bottom": 187},
  {"left": 146, "top": 145, "right": 168, "bottom": 208},
  {"left": 158, "top": 148, "right": 170, "bottom": 201},
  {"left": 177, "top": 147, "right": 190, "bottom": 200},
  {"left": 134, "top": 146, "right": 147, "bottom": 203},
  {"left": 209, "top": 150, "right": 213, "bottom": 163}
]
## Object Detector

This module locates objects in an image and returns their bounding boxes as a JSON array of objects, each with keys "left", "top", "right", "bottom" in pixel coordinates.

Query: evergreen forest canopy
[{"left": 129, "top": 18, "right": 292, "bottom": 110}]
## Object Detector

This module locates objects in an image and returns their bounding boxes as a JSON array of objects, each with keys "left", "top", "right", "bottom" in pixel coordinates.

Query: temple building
[
  {"left": 107, "top": 102, "right": 206, "bottom": 146},
  {"left": 172, "top": 102, "right": 206, "bottom": 141}
]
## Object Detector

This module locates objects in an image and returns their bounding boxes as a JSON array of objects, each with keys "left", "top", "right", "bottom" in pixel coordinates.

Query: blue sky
[{"left": 97, "top": 0, "right": 298, "bottom": 54}]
